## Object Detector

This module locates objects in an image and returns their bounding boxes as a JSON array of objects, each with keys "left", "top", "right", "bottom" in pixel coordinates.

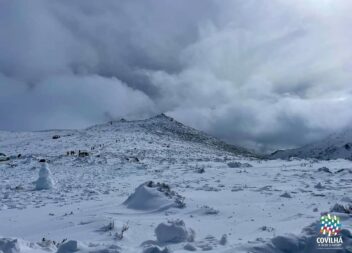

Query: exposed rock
[
  {"left": 280, "top": 192, "right": 292, "bottom": 198},
  {"left": 317, "top": 167, "right": 331, "bottom": 173},
  {"left": 227, "top": 162, "right": 252, "bottom": 168},
  {"left": 52, "top": 135, "right": 61, "bottom": 140}
]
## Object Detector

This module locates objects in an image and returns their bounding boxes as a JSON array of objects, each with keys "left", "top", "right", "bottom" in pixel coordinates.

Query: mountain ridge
[
  {"left": 0, "top": 113, "right": 256, "bottom": 160},
  {"left": 87, "top": 113, "right": 255, "bottom": 157},
  {"left": 270, "top": 128, "right": 352, "bottom": 160}
]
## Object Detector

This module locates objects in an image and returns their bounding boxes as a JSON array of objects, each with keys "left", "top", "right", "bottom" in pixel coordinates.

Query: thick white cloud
[
  {"left": 0, "top": 74, "right": 155, "bottom": 130},
  {"left": 0, "top": 0, "right": 351, "bottom": 151}
]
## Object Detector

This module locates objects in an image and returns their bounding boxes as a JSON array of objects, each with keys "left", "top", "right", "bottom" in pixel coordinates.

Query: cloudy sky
[{"left": 1, "top": 0, "right": 352, "bottom": 152}]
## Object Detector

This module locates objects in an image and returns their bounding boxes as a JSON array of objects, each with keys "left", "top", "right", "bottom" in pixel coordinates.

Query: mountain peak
[{"left": 149, "top": 113, "right": 174, "bottom": 121}]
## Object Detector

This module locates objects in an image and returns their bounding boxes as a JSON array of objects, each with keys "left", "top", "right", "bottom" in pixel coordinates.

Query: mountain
[
  {"left": 0, "top": 113, "right": 254, "bottom": 161},
  {"left": 270, "top": 128, "right": 352, "bottom": 160}
]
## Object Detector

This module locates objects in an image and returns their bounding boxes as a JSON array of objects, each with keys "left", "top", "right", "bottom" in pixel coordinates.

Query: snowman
[{"left": 35, "top": 161, "right": 55, "bottom": 190}]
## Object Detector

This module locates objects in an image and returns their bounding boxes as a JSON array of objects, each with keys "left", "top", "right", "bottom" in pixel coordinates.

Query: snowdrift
[{"left": 123, "top": 181, "right": 185, "bottom": 211}]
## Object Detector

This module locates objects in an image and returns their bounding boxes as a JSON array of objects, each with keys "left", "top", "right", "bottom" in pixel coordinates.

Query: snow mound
[
  {"left": 123, "top": 181, "right": 185, "bottom": 211},
  {"left": 56, "top": 240, "right": 79, "bottom": 253},
  {"left": 0, "top": 237, "right": 47, "bottom": 253},
  {"left": 35, "top": 163, "right": 55, "bottom": 190},
  {"left": 183, "top": 243, "right": 197, "bottom": 251},
  {"left": 0, "top": 238, "right": 121, "bottom": 253},
  {"left": 142, "top": 245, "right": 170, "bottom": 253},
  {"left": 56, "top": 239, "right": 122, "bottom": 253},
  {"left": 155, "top": 220, "right": 195, "bottom": 244}
]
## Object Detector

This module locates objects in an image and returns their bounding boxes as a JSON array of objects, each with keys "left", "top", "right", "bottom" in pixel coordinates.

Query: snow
[
  {"left": 56, "top": 240, "right": 79, "bottom": 253},
  {"left": 0, "top": 115, "right": 351, "bottom": 252},
  {"left": 271, "top": 128, "right": 352, "bottom": 160},
  {"left": 154, "top": 220, "right": 194, "bottom": 244},
  {"left": 142, "top": 245, "right": 170, "bottom": 253},
  {"left": 0, "top": 237, "right": 48, "bottom": 253},
  {"left": 35, "top": 163, "right": 55, "bottom": 190}
]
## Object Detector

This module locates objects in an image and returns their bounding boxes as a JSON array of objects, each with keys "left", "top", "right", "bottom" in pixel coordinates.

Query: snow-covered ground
[
  {"left": 1, "top": 115, "right": 351, "bottom": 252},
  {"left": 271, "top": 128, "right": 352, "bottom": 161}
]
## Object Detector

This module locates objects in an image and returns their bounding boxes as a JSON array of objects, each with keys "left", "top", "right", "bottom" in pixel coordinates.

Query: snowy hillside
[
  {"left": 0, "top": 115, "right": 352, "bottom": 253},
  {"left": 271, "top": 128, "right": 352, "bottom": 160},
  {"left": 0, "top": 113, "right": 252, "bottom": 161}
]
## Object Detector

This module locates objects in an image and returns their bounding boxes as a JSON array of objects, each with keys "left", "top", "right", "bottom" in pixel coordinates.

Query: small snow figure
[
  {"left": 35, "top": 162, "right": 55, "bottom": 190},
  {"left": 219, "top": 234, "right": 227, "bottom": 245}
]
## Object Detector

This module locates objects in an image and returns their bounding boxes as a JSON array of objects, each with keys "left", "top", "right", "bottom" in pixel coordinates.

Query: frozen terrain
[
  {"left": 271, "top": 128, "right": 352, "bottom": 161},
  {"left": 0, "top": 114, "right": 352, "bottom": 252}
]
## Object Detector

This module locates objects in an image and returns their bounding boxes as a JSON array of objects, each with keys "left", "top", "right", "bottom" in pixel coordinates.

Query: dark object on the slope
[
  {"left": 126, "top": 156, "right": 139, "bottom": 162},
  {"left": 317, "top": 167, "right": 332, "bottom": 173},
  {"left": 78, "top": 150, "right": 89, "bottom": 157}
]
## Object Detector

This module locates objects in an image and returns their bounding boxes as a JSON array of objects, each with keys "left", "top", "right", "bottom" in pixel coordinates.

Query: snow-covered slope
[
  {"left": 0, "top": 115, "right": 352, "bottom": 253},
  {"left": 271, "top": 128, "right": 352, "bottom": 160},
  {"left": 0, "top": 113, "right": 253, "bottom": 161}
]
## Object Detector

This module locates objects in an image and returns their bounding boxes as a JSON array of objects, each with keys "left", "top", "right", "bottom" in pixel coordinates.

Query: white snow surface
[{"left": 0, "top": 114, "right": 351, "bottom": 252}]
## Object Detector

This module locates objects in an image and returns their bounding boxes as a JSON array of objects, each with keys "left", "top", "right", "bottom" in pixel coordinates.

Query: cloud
[
  {"left": 0, "top": 74, "right": 155, "bottom": 130},
  {"left": 0, "top": 0, "right": 352, "bottom": 151}
]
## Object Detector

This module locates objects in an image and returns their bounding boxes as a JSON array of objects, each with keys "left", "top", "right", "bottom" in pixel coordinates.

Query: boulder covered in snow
[
  {"left": 123, "top": 181, "right": 185, "bottom": 211},
  {"left": 142, "top": 245, "right": 170, "bottom": 253},
  {"left": 56, "top": 240, "right": 79, "bottom": 253},
  {"left": 155, "top": 220, "right": 195, "bottom": 243},
  {"left": 35, "top": 163, "right": 55, "bottom": 190}
]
